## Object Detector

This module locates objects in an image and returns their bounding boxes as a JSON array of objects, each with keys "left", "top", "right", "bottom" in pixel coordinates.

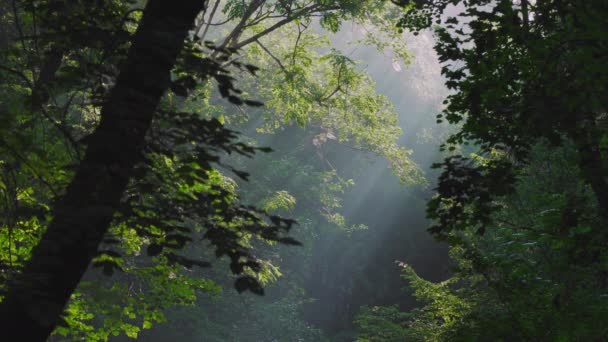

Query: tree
[
  {"left": 0, "top": 0, "right": 211, "bottom": 339},
  {"left": 395, "top": 0, "right": 608, "bottom": 233},
  {"left": 394, "top": 143, "right": 608, "bottom": 341},
  {"left": 1, "top": 0, "right": 423, "bottom": 340},
  {"left": 353, "top": 1, "right": 608, "bottom": 340},
  {"left": 126, "top": 2, "right": 428, "bottom": 340}
]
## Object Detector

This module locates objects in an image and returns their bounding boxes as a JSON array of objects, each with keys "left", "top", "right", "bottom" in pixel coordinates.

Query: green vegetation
[
  {"left": 355, "top": 1, "right": 608, "bottom": 341},
  {"left": 0, "top": 0, "right": 606, "bottom": 341}
]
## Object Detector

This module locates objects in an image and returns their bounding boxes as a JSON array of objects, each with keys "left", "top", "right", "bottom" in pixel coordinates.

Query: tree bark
[
  {"left": 0, "top": 0, "right": 205, "bottom": 340},
  {"left": 30, "top": 46, "right": 63, "bottom": 109}
]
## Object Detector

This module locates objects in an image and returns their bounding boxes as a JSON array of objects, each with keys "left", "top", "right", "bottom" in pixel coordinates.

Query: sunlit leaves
[
  {"left": 354, "top": 305, "right": 410, "bottom": 341},
  {"left": 248, "top": 29, "right": 422, "bottom": 184},
  {"left": 261, "top": 190, "right": 296, "bottom": 213},
  {"left": 401, "top": 142, "right": 608, "bottom": 340},
  {"left": 0, "top": 0, "right": 431, "bottom": 339}
]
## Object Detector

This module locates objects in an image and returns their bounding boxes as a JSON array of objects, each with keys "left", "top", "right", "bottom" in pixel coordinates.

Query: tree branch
[{"left": 255, "top": 39, "right": 287, "bottom": 74}]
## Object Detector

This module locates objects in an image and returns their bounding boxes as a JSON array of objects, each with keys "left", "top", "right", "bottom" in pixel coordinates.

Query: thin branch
[
  {"left": 319, "top": 85, "right": 341, "bottom": 103},
  {"left": 199, "top": 17, "right": 234, "bottom": 28},
  {"left": 231, "top": 4, "right": 328, "bottom": 50},
  {"left": 214, "top": 0, "right": 266, "bottom": 54},
  {"left": 291, "top": 22, "right": 306, "bottom": 66},
  {"left": 233, "top": 2, "right": 344, "bottom": 50},
  {"left": 255, "top": 39, "right": 287, "bottom": 74},
  {"left": 0, "top": 64, "right": 33, "bottom": 87},
  {"left": 220, "top": 54, "right": 243, "bottom": 68},
  {"left": 199, "top": 0, "right": 221, "bottom": 41},
  {"left": 246, "top": 9, "right": 273, "bottom": 27},
  {"left": 10, "top": 0, "right": 28, "bottom": 54},
  {"left": 0, "top": 140, "right": 59, "bottom": 197},
  {"left": 318, "top": 61, "right": 343, "bottom": 103},
  {"left": 38, "top": 104, "right": 82, "bottom": 161}
]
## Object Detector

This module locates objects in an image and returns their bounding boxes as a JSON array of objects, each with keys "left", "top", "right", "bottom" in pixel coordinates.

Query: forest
[{"left": 0, "top": 0, "right": 606, "bottom": 341}]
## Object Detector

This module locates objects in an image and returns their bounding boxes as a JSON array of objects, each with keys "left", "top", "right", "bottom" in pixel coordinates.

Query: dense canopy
[{"left": 0, "top": 0, "right": 606, "bottom": 340}]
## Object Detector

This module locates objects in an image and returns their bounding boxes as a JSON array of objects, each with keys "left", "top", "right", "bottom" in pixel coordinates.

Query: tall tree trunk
[
  {"left": 30, "top": 46, "right": 63, "bottom": 109},
  {"left": 0, "top": 0, "right": 205, "bottom": 340}
]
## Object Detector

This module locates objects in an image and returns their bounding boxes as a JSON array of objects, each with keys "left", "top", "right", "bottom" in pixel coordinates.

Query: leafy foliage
[
  {"left": 346, "top": 1, "right": 608, "bottom": 341},
  {"left": 1, "top": 0, "right": 423, "bottom": 340},
  {"left": 354, "top": 305, "right": 410, "bottom": 342},
  {"left": 405, "top": 143, "right": 608, "bottom": 340},
  {"left": 398, "top": 0, "right": 608, "bottom": 233}
]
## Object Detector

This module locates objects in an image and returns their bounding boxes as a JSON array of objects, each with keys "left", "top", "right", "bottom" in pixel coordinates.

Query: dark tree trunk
[
  {"left": 0, "top": 0, "right": 205, "bottom": 340},
  {"left": 30, "top": 47, "right": 63, "bottom": 109}
]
